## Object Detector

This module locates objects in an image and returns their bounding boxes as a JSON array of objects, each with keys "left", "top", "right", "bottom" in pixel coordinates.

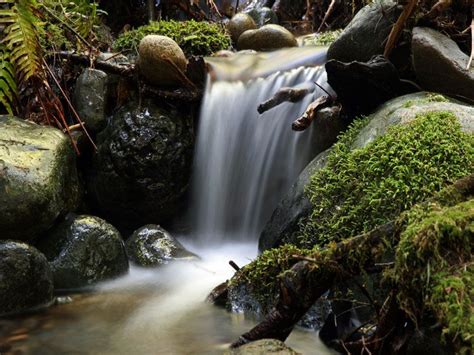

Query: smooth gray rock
[
  {"left": 259, "top": 92, "right": 474, "bottom": 251},
  {"left": 37, "top": 215, "right": 129, "bottom": 290},
  {"left": 327, "top": 1, "right": 401, "bottom": 62},
  {"left": 87, "top": 99, "right": 194, "bottom": 230},
  {"left": 126, "top": 224, "right": 198, "bottom": 267},
  {"left": 73, "top": 68, "right": 108, "bottom": 132},
  {"left": 0, "top": 241, "right": 53, "bottom": 315},
  {"left": 0, "top": 116, "right": 80, "bottom": 241},
  {"left": 412, "top": 27, "right": 474, "bottom": 102},
  {"left": 237, "top": 24, "right": 297, "bottom": 51}
]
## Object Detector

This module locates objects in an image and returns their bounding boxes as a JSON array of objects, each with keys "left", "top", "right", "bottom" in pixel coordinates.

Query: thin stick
[
  {"left": 384, "top": 0, "right": 418, "bottom": 58},
  {"left": 317, "top": 0, "right": 337, "bottom": 33},
  {"left": 467, "top": 18, "right": 473, "bottom": 70}
]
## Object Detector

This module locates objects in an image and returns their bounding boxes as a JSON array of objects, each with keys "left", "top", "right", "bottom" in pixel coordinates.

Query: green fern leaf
[{"left": 0, "top": 45, "right": 17, "bottom": 114}]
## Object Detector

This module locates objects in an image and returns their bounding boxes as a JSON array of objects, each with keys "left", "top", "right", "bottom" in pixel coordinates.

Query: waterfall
[{"left": 191, "top": 64, "right": 327, "bottom": 243}]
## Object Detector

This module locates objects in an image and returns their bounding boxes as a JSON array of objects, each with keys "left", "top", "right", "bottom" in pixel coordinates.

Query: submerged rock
[
  {"left": 237, "top": 24, "right": 297, "bottom": 51},
  {"left": 327, "top": 0, "right": 402, "bottom": 62},
  {"left": 87, "top": 99, "right": 194, "bottom": 230},
  {"left": 126, "top": 225, "right": 198, "bottom": 267},
  {"left": 0, "top": 116, "right": 80, "bottom": 241},
  {"left": 0, "top": 241, "right": 53, "bottom": 315},
  {"left": 259, "top": 92, "right": 474, "bottom": 251},
  {"left": 138, "top": 35, "right": 188, "bottom": 87},
  {"left": 412, "top": 27, "right": 474, "bottom": 102},
  {"left": 225, "top": 339, "right": 299, "bottom": 354},
  {"left": 37, "top": 215, "right": 129, "bottom": 290},
  {"left": 228, "top": 13, "right": 257, "bottom": 43}
]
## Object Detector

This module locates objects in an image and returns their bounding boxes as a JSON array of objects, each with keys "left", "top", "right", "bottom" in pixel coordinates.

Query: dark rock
[
  {"left": 327, "top": 1, "right": 402, "bottom": 63},
  {"left": 206, "top": 281, "right": 229, "bottom": 307},
  {"left": 246, "top": 7, "right": 278, "bottom": 27},
  {"left": 272, "top": 0, "right": 306, "bottom": 22},
  {"left": 126, "top": 224, "right": 198, "bottom": 267},
  {"left": 37, "top": 214, "right": 129, "bottom": 290},
  {"left": 73, "top": 68, "right": 109, "bottom": 133},
  {"left": 0, "top": 116, "right": 80, "bottom": 241},
  {"left": 225, "top": 339, "right": 299, "bottom": 354},
  {"left": 228, "top": 13, "right": 257, "bottom": 43},
  {"left": 412, "top": 27, "right": 474, "bottom": 102},
  {"left": 326, "top": 55, "right": 407, "bottom": 115},
  {"left": 259, "top": 92, "right": 474, "bottom": 251},
  {"left": 0, "top": 241, "right": 53, "bottom": 315},
  {"left": 87, "top": 99, "right": 194, "bottom": 230},
  {"left": 237, "top": 24, "right": 297, "bottom": 51}
]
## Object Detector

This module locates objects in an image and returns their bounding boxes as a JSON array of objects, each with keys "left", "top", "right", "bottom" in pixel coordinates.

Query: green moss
[
  {"left": 113, "top": 20, "right": 231, "bottom": 57},
  {"left": 392, "top": 199, "right": 473, "bottom": 351},
  {"left": 303, "top": 30, "right": 343, "bottom": 46},
  {"left": 299, "top": 111, "right": 474, "bottom": 247},
  {"left": 403, "top": 94, "right": 448, "bottom": 108}
]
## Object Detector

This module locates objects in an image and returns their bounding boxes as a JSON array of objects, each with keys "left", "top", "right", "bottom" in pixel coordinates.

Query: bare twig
[
  {"left": 384, "top": 0, "right": 418, "bottom": 58},
  {"left": 258, "top": 83, "right": 315, "bottom": 114},
  {"left": 467, "top": 18, "right": 473, "bottom": 70},
  {"left": 317, "top": 0, "right": 337, "bottom": 32}
]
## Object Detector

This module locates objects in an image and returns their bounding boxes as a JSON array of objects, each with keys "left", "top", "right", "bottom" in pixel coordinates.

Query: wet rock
[
  {"left": 412, "top": 27, "right": 474, "bottom": 102},
  {"left": 73, "top": 68, "right": 108, "bottom": 132},
  {"left": 246, "top": 7, "right": 278, "bottom": 27},
  {"left": 272, "top": 0, "right": 306, "bottom": 22},
  {"left": 225, "top": 339, "right": 299, "bottom": 354},
  {"left": 327, "top": 1, "right": 402, "bottom": 63},
  {"left": 37, "top": 215, "right": 129, "bottom": 290},
  {"left": 259, "top": 92, "right": 474, "bottom": 251},
  {"left": 137, "top": 35, "right": 188, "bottom": 87},
  {"left": 237, "top": 24, "right": 297, "bottom": 51},
  {"left": 0, "top": 116, "right": 80, "bottom": 241},
  {"left": 0, "top": 241, "right": 53, "bottom": 315},
  {"left": 228, "top": 13, "right": 257, "bottom": 43},
  {"left": 126, "top": 224, "right": 198, "bottom": 267},
  {"left": 87, "top": 99, "right": 194, "bottom": 230}
]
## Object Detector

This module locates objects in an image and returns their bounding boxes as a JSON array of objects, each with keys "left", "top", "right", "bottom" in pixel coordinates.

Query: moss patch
[
  {"left": 113, "top": 20, "right": 231, "bottom": 57},
  {"left": 299, "top": 111, "right": 474, "bottom": 247}
]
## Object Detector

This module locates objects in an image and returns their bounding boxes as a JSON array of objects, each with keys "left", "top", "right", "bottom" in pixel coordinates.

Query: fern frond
[
  {"left": 0, "top": 0, "right": 43, "bottom": 84},
  {"left": 0, "top": 45, "right": 17, "bottom": 114}
]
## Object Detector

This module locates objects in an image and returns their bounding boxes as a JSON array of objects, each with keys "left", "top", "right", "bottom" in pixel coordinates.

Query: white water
[{"left": 192, "top": 66, "right": 327, "bottom": 243}]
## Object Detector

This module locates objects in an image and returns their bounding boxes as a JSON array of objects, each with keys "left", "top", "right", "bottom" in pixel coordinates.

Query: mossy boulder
[
  {"left": 126, "top": 225, "right": 198, "bottom": 267},
  {"left": 0, "top": 241, "right": 53, "bottom": 315},
  {"left": 225, "top": 339, "right": 299, "bottom": 354},
  {"left": 228, "top": 13, "right": 257, "bottom": 43},
  {"left": 237, "top": 24, "right": 297, "bottom": 51},
  {"left": 87, "top": 99, "right": 194, "bottom": 230},
  {"left": 137, "top": 35, "right": 188, "bottom": 87},
  {"left": 37, "top": 215, "right": 129, "bottom": 290},
  {"left": 0, "top": 116, "right": 80, "bottom": 241},
  {"left": 259, "top": 92, "right": 474, "bottom": 251}
]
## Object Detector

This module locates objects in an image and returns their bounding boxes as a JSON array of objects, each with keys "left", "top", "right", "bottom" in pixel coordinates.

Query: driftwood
[
  {"left": 257, "top": 82, "right": 316, "bottom": 114},
  {"left": 292, "top": 95, "right": 333, "bottom": 131},
  {"left": 231, "top": 222, "right": 400, "bottom": 348}
]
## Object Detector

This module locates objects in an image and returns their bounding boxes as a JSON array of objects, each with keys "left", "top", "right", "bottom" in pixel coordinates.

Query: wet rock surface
[
  {"left": 228, "top": 13, "right": 257, "bottom": 43},
  {"left": 37, "top": 214, "right": 129, "bottom": 290},
  {"left": 237, "top": 24, "right": 297, "bottom": 51},
  {"left": 0, "top": 241, "right": 53, "bottom": 315},
  {"left": 126, "top": 224, "right": 198, "bottom": 267},
  {"left": 0, "top": 116, "right": 80, "bottom": 241},
  {"left": 412, "top": 27, "right": 474, "bottom": 102},
  {"left": 225, "top": 339, "right": 300, "bottom": 354},
  {"left": 87, "top": 99, "right": 194, "bottom": 230}
]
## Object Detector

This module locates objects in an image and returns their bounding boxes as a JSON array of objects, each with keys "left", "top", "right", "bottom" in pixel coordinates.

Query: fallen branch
[
  {"left": 317, "top": 0, "right": 337, "bottom": 32},
  {"left": 384, "top": 0, "right": 418, "bottom": 58},
  {"left": 258, "top": 82, "right": 316, "bottom": 114},
  {"left": 292, "top": 95, "right": 333, "bottom": 131}
]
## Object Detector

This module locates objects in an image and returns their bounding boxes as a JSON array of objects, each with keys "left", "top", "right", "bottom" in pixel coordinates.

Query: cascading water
[{"left": 193, "top": 65, "right": 327, "bottom": 243}]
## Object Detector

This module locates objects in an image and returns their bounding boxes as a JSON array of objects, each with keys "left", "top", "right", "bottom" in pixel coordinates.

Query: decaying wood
[
  {"left": 292, "top": 95, "right": 333, "bottom": 131},
  {"left": 257, "top": 83, "right": 316, "bottom": 114},
  {"left": 384, "top": 0, "right": 418, "bottom": 58},
  {"left": 231, "top": 222, "right": 400, "bottom": 348}
]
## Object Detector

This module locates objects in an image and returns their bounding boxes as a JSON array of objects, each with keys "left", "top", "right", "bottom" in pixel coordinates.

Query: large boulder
[
  {"left": 0, "top": 241, "right": 53, "bottom": 315},
  {"left": 237, "top": 24, "right": 297, "bottom": 51},
  {"left": 126, "top": 224, "right": 198, "bottom": 267},
  {"left": 225, "top": 339, "right": 299, "bottom": 354},
  {"left": 37, "top": 215, "right": 129, "bottom": 290},
  {"left": 0, "top": 116, "right": 80, "bottom": 241},
  {"left": 87, "top": 99, "right": 194, "bottom": 230},
  {"left": 137, "top": 35, "right": 188, "bottom": 87},
  {"left": 327, "top": 1, "right": 402, "bottom": 62},
  {"left": 228, "top": 13, "right": 257, "bottom": 43},
  {"left": 259, "top": 92, "right": 474, "bottom": 251},
  {"left": 412, "top": 27, "right": 474, "bottom": 102},
  {"left": 73, "top": 68, "right": 109, "bottom": 133}
]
